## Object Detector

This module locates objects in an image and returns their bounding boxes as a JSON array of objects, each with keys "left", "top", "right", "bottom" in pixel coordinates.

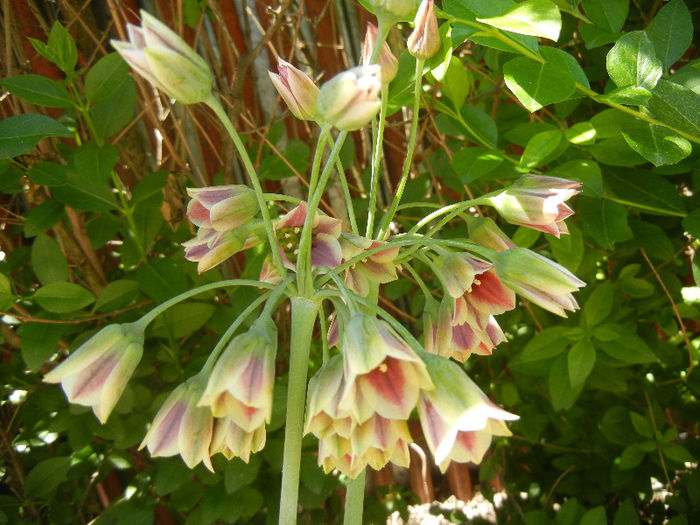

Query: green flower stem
[
  {"left": 204, "top": 94, "right": 286, "bottom": 276},
  {"left": 309, "top": 125, "right": 333, "bottom": 196},
  {"left": 366, "top": 83, "right": 390, "bottom": 237},
  {"left": 408, "top": 199, "right": 483, "bottom": 237},
  {"left": 377, "top": 58, "right": 425, "bottom": 239},
  {"left": 279, "top": 296, "right": 320, "bottom": 525},
  {"left": 297, "top": 131, "right": 348, "bottom": 296},
  {"left": 137, "top": 279, "right": 274, "bottom": 327},
  {"left": 404, "top": 262, "right": 435, "bottom": 301},
  {"left": 337, "top": 154, "right": 359, "bottom": 235},
  {"left": 343, "top": 468, "right": 367, "bottom": 525}
]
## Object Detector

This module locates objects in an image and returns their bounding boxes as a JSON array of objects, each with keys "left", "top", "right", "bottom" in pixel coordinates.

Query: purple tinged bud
[
  {"left": 408, "top": 0, "right": 441, "bottom": 60},
  {"left": 268, "top": 58, "right": 320, "bottom": 121},
  {"left": 362, "top": 23, "right": 399, "bottom": 84},
  {"left": 317, "top": 66, "right": 382, "bottom": 131}
]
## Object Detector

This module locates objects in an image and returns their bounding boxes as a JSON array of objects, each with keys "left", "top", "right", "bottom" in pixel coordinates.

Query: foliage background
[{"left": 1, "top": 0, "right": 699, "bottom": 523}]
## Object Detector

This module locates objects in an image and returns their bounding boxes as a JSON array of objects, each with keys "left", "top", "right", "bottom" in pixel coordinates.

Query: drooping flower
[
  {"left": 198, "top": 319, "right": 277, "bottom": 432},
  {"left": 210, "top": 417, "right": 266, "bottom": 463},
  {"left": 140, "top": 377, "right": 214, "bottom": 471},
  {"left": 362, "top": 23, "right": 398, "bottom": 84},
  {"left": 186, "top": 185, "right": 258, "bottom": 232},
  {"left": 437, "top": 252, "right": 492, "bottom": 299},
  {"left": 417, "top": 355, "right": 518, "bottom": 471},
  {"left": 268, "top": 58, "right": 319, "bottom": 121},
  {"left": 317, "top": 66, "right": 382, "bottom": 131},
  {"left": 183, "top": 225, "right": 261, "bottom": 274},
  {"left": 492, "top": 247, "right": 585, "bottom": 317},
  {"left": 340, "top": 233, "right": 399, "bottom": 297},
  {"left": 407, "top": 0, "right": 441, "bottom": 60},
  {"left": 44, "top": 323, "right": 144, "bottom": 423},
  {"left": 467, "top": 217, "right": 516, "bottom": 252},
  {"left": 486, "top": 175, "right": 581, "bottom": 238},
  {"left": 111, "top": 10, "right": 212, "bottom": 104}
]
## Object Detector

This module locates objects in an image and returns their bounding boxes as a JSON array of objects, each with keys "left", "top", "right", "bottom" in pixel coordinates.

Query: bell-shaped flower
[
  {"left": 339, "top": 314, "right": 433, "bottom": 424},
  {"left": 111, "top": 10, "right": 212, "bottom": 104},
  {"left": 340, "top": 233, "right": 399, "bottom": 297},
  {"left": 362, "top": 23, "right": 398, "bottom": 84},
  {"left": 486, "top": 175, "right": 581, "bottom": 238},
  {"left": 437, "top": 252, "right": 492, "bottom": 299},
  {"left": 449, "top": 315, "right": 506, "bottom": 362},
  {"left": 417, "top": 355, "right": 518, "bottom": 471},
  {"left": 186, "top": 185, "right": 258, "bottom": 232},
  {"left": 199, "top": 319, "right": 277, "bottom": 431},
  {"left": 467, "top": 217, "right": 516, "bottom": 252},
  {"left": 210, "top": 417, "right": 266, "bottom": 463},
  {"left": 492, "top": 247, "right": 585, "bottom": 317},
  {"left": 317, "top": 66, "right": 382, "bottom": 131},
  {"left": 269, "top": 58, "right": 319, "bottom": 121},
  {"left": 140, "top": 377, "right": 214, "bottom": 471},
  {"left": 455, "top": 268, "right": 516, "bottom": 320},
  {"left": 183, "top": 225, "right": 261, "bottom": 274},
  {"left": 423, "top": 298, "right": 453, "bottom": 358},
  {"left": 44, "top": 323, "right": 144, "bottom": 424},
  {"left": 275, "top": 202, "right": 342, "bottom": 271},
  {"left": 408, "top": 0, "right": 441, "bottom": 60}
]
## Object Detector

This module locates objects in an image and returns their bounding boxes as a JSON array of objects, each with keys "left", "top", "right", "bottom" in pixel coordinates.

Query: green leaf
[
  {"left": 51, "top": 171, "right": 118, "bottom": 212},
  {"left": 605, "top": 171, "right": 686, "bottom": 216},
  {"left": 549, "top": 353, "right": 582, "bottom": 411},
  {"left": 503, "top": 56, "right": 575, "bottom": 112},
  {"left": 28, "top": 162, "right": 67, "bottom": 186},
  {"left": 24, "top": 200, "right": 64, "bottom": 238},
  {"left": 661, "top": 443, "right": 695, "bottom": 463},
  {"left": 0, "top": 75, "right": 73, "bottom": 108},
  {"left": 580, "top": 506, "right": 607, "bottom": 525},
  {"left": 579, "top": 24, "right": 622, "bottom": 49},
  {"left": 682, "top": 209, "right": 700, "bottom": 238},
  {"left": 646, "top": 0, "right": 693, "bottom": 72},
  {"left": 0, "top": 114, "right": 72, "bottom": 159},
  {"left": 452, "top": 147, "right": 504, "bottom": 184},
  {"left": 33, "top": 282, "right": 96, "bottom": 313},
  {"left": 621, "top": 119, "right": 691, "bottom": 167},
  {"left": 90, "top": 76, "right": 137, "bottom": 141},
  {"left": 549, "top": 159, "right": 603, "bottom": 197},
  {"left": 619, "top": 443, "right": 646, "bottom": 470},
  {"left": 133, "top": 170, "right": 168, "bottom": 206},
  {"left": 547, "top": 222, "right": 584, "bottom": 272},
  {"left": 477, "top": 0, "right": 562, "bottom": 41},
  {"left": 223, "top": 455, "right": 261, "bottom": 494},
  {"left": 31, "top": 234, "right": 69, "bottom": 285},
  {"left": 577, "top": 197, "right": 630, "bottom": 250},
  {"left": 461, "top": 105, "right": 498, "bottom": 147},
  {"left": 151, "top": 302, "right": 216, "bottom": 339},
  {"left": 20, "top": 322, "right": 67, "bottom": 372},
  {"left": 565, "top": 122, "right": 596, "bottom": 145},
  {"left": 0, "top": 273, "right": 14, "bottom": 310},
  {"left": 589, "top": 136, "right": 646, "bottom": 167},
  {"left": 596, "top": 86, "right": 652, "bottom": 106},
  {"left": 613, "top": 500, "right": 640, "bottom": 525},
  {"left": 519, "top": 129, "right": 566, "bottom": 168},
  {"left": 540, "top": 41, "right": 590, "bottom": 89},
  {"left": 131, "top": 258, "right": 189, "bottom": 302},
  {"left": 46, "top": 21, "right": 78, "bottom": 73},
  {"left": 154, "top": 459, "right": 190, "bottom": 496},
  {"left": 24, "top": 456, "right": 71, "bottom": 498},
  {"left": 451, "top": 0, "right": 515, "bottom": 17},
  {"left": 582, "top": 0, "right": 628, "bottom": 32},
  {"left": 520, "top": 326, "right": 569, "bottom": 362},
  {"left": 606, "top": 31, "right": 662, "bottom": 90},
  {"left": 583, "top": 281, "right": 614, "bottom": 327},
  {"left": 629, "top": 220, "right": 675, "bottom": 260},
  {"left": 442, "top": 56, "right": 471, "bottom": 108},
  {"left": 73, "top": 142, "right": 119, "bottom": 182},
  {"left": 629, "top": 411, "right": 653, "bottom": 438},
  {"left": 596, "top": 332, "right": 657, "bottom": 364},
  {"left": 94, "top": 280, "right": 140, "bottom": 312},
  {"left": 568, "top": 340, "right": 596, "bottom": 389},
  {"left": 648, "top": 79, "right": 700, "bottom": 139},
  {"left": 85, "top": 53, "right": 130, "bottom": 103}
]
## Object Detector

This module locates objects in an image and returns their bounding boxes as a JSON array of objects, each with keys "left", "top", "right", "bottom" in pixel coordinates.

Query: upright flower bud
[
  {"left": 362, "top": 23, "right": 399, "bottom": 84},
  {"left": 268, "top": 59, "right": 319, "bottom": 121},
  {"left": 186, "top": 185, "right": 258, "bottom": 232},
  {"left": 111, "top": 10, "right": 212, "bottom": 104},
  {"left": 407, "top": 0, "right": 441, "bottom": 60},
  {"left": 44, "top": 323, "right": 144, "bottom": 423},
  {"left": 317, "top": 66, "right": 382, "bottom": 131}
]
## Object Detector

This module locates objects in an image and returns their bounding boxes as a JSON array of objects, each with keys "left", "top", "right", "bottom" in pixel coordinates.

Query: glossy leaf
[
  {"left": 33, "top": 282, "right": 96, "bottom": 313},
  {"left": 648, "top": 80, "right": 700, "bottom": 139},
  {"left": 85, "top": 53, "right": 130, "bottom": 103},
  {"left": 503, "top": 56, "right": 575, "bottom": 111},
  {"left": 0, "top": 75, "right": 73, "bottom": 108},
  {"left": 31, "top": 234, "right": 69, "bottom": 285},
  {"left": 577, "top": 197, "right": 630, "bottom": 250},
  {"left": 0, "top": 114, "right": 72, "bottom": 159},
  {"left": 477, "top": 0, "right": 562, "bottom": 41},
  {"left": 606, "top": 31, "right": 662, "bottom": 90},
  {"left": 568, "top": 340, "right": 596, "bottom": 389},
  {"left": 646, "top": 0, "right": 693, "bottom": 72},
  {"left": 582, "top": 0, "right": 628, "bottom": 32}
]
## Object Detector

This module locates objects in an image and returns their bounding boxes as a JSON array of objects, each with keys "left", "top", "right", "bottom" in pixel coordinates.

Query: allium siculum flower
[
  {"left": 340, "top": 233, "right": 399, "bottom": 297},
  {"left": 437, "top": 252, "right": 492, "bottom": 299},
  {"left": 183, "top": 225, "right": 261, "bottom": 274},
  {"left": 268, "top": 58, "right": 319, "bottom": 121},
  {"left": 140, "top": 378, "right": 214, "bottom": 470},
  {"left": 492, "top": 247, "right": 586, "bottom": 317},
  {"left": 467, "top": 217, "right": 516, "bottom": 252},
  {"left": 186, "top": 185, "right": 258, "bottom": 232},
  {"left": 111, "top": 10, "right": 212, "bottom": 104},
  {"left": 210, "top": 416, "right": 266, "bottom": 463},
  {"left": 44, "top": 323, "right": 144, "bottom": 423},
  {"left": 339, "top": 314, "right": 433, "bottom": 424},
  {"left": 362, "top": 23, "right": 399, "bottom": 84},
  {"left": 486, "top": 175, "right": 581, "bottom": 238},
  {"left": 317, "top": 66, "right": 382, "bottom": 131},
  {"left": 418, "top": 355, "right": 518, "bottom": 471},
  {"left": 408, "top": 0, "right": 441, "bottom": 60},
  {"left": 199, "top": 319, "right": 277, "bottom": 432},
  {"left": 274, "top": 202, "right": 342, "bottom": 271}
]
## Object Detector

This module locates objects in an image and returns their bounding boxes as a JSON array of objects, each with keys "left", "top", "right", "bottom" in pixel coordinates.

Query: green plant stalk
[
  {"left": 377, "top": 58, "right": 425, "bottom": 239},
  {"left": 309, "top": 125, "right": 332, "bottom": 196},
  {"left": 343, "top": 469, "right": 367, "bottom": 525},
  {"left": 204, "top": 94, "right": 287, "bottom": 276},
  {"left": 279, "top": 296, "right": 320, "bottom": 525},
  {"left": 336, "top": 154, "right": 359, "bottom": 235}
]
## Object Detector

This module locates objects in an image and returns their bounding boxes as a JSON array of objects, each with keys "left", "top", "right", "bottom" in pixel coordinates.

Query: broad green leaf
[
  {"left": 540, "top": 46, "right": 590, "bottom": 89},
  {"left": 619, "top": 443, "right": 646, "bottom": 470},
  {"left": 661, "top": 443, "right": 694, "bottom": 463},
  {"left": 24, "top": 456, "right": 71, "bottom": 498},
  {"left": 568, "top": 340, "right": 596, "bottom": 389},
  {"left": 683, "top": 209, "right": 700, "bottom": 238},
  {"left": 549, "top": 159, "right": 603, "bottom": 197},
  {"left": 549, "top": 353, "right": 582, "bottom": 411},
  {"left": 613, "top": 500, "right": 640, "bottom": 525},
  {"left": 513, "top": 226, "right": 541, "bottom": 248},
  {"left": 0, "top": 273, "right": 14, "bottom": 310},
  {"left": 629, "top": 411, "right": 653, "bottom": 438},
  {"left": 556, "top": 498, "right": 584, "bottom": 525},
  {"left": 31, "top": 234, "right": 69, "bottom": 285},
  {"left": 582, "top": 0, "right": 628, "bottom": 32},
  {"left": 20, "top": 322, "right": 67, "bottom": 372},
  {"left": 73, "top": 142, "right": 119, "bottom": 182},
  {"left": 596, "top": 86, "right": 651, "bottom": 106},
  {"left": 461, "top": 105, "right": 498, "bottom": 147},
  {"left": 450, "top": 0, "right": 515, "bottom": 17},
  {"left": 605, "top": 171, "right": 685, "bottom": 216},
  {"left": 646, "top": 0, "right": 693, "bottom": 72},
  {"left": 33, "top": 282, "right": 96, "bottom": 313},
  {"left": 589, "top": 136, "right": 646, "bottom": 167},
  {"left": 51, "top": 171, "right": 118, "bottom": 212},
  {"left": 224, "top": 455, "right": 262, "bottom": 494},
  {"left": 519, "top": 129, "right": 566, "bottom": 168},
  {"left": 452, "top": 147, "right": 504, "bottom": 184},
  {"left": 132, "top": 170, "right": 168, "bottom": 206},
  {"left": 597, "top": 332, "right": 657, "bottom": 364},
  {"left": 28, "top": 162, "right": 67, "bottom": 186},
  {"left": 94, "top": 280, "right": 140, "bottom": 312},
  {"left": 46, "top": 21, "right": 78, "bottom": 73},
  {"left": 0, "top": 114, "right": 72, "bottom": 159},
  {"left": 520, "top": 326, "right": 569, "bottom": 362},
  {"left": 580, "top": 506, "right": 607, "bottom": 525},
  {"left": 583, "top": 281, "right": 614, "bottom": 327},
  {"left": 579, "top": 23, "right": 621, "bottom": 49},
  {"left": 621, "top": 119, "right": 691, "bottom": 167},
  {"left": 547, "top": 222, "right": 584, "bottom": 272},
  {"left": 577, "top": 197, "right": 630, "bottom": 250},
  {"left": 503, "top": 56, "right": 575, "bottom": 111},
  {"left": 131, "top": 258, "right": 189, "bottom": 302},
  {"left": 442, "top": 57, "right": 471, "bottom": 108},
  {"left": 477, "top": 0, "right": 562, "bottom": 41},
  {"left": 0, "top": 75, "right": 73, "bottom": 108},
  {"left": 648, "top": 79, "right": 700, "bottom": 139},
  {"left": 590, "top": 109, "right": 625, "bottom": 138},
  {"left": 606, "top": 31, "right": 662, "bottom": 90},
  {"left": 85, "top": 53, "right": 130, "bottom": 103},
  {"left": 629, "top": 220, "right": 675, "bottom": 260},
  {"left": 565, "top": 122, "right": 596, "bottom": 145},
  {"left": 24, "top": 200, "right": 64, "bottom": 237},
  {"left": 154, "top": 458, "right": 191, "bottom": 496},
  {"left": 90, "top": 76, "right": 137, "bottom": 141}
]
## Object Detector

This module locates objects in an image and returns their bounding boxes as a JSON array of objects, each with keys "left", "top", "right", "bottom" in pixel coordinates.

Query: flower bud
[
  {"left": 268, "top": 58, "right": 319, "bottom": 121},
  {"left": 467, "top": 217, "right": 516, "bottom": 252},
  {"left": 368, "top": 0, "right": 417, "bottom": 20},
  {"left": 111, "top": 10, "right": 212, "bottom": 104},
  {"left": 362, "top": 23, "right": 398, "bottom": 84},
  {"left": 183, "top": 228, "right": 243, "bottom": 274},
  {"left": 317, "top": 66, "right": 382, "bottom": 131},
  {"left": 186, "top": 185, "right": 258, "bottom": 232},
  {"left": 439, "top": 252, "right": 492, "bottom": 299},
  {"left": 44, "top": 323, "right": 144, "bottom": 423},
  {"left": 407, "top": 0, "right": 441, "bottom": 60}
]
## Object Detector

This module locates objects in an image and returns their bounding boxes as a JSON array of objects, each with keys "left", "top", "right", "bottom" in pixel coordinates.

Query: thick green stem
[
  {"left": 343, "top": 469, "right": 367, "bottom": 525},
  {"left": 279, "top": 297, "right": 320, "bottom": 525},
  {"left": 204, "top": 94, "right": 286, "bottom": 276}
]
